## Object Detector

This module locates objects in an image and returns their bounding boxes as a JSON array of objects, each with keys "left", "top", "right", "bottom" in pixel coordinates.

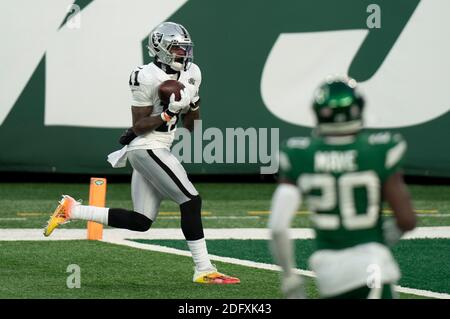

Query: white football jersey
[{"left": 127, "top": 62, "right": 201, "bottom": 151}]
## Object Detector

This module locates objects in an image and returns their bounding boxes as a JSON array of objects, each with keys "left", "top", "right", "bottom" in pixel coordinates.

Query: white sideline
[{"left": 1, "top": 226, "right": 450, "bottom": 241}]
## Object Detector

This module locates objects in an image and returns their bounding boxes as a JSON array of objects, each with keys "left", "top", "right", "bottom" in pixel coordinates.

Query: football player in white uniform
[{"left": 44, "top": 22, "right": 240, "bottom": 285}]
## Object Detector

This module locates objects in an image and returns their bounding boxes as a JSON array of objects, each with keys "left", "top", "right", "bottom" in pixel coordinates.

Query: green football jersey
[{"left": 279, "top": 131, "right": 407, "bottom": 250}]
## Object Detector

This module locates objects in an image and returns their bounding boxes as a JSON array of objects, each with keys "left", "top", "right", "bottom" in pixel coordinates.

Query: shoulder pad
[
  {"left": 186, "top": 63, "right": 201, "bottom": 83},
  {"left": 385, "top": 134, "right": 407, "bottom": 169},
  {"left": 132, "top": 64, "right": 163, "bottom": 87},
  {"left": 189, "top": 63, "right": 201, "bottom": 73}
]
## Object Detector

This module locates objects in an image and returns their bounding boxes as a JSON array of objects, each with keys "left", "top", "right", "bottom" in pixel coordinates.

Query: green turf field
[
  {"left": 0, "top": 183, "right": 449, "bottom": 228},
  {"left": 0, "top": 240, "right": 435, "bottom": 299},
  {"left": 0, "top": 240, "right": 282, "bottom": 299},
  {"left": 136, "top": 239, "right": 450, "bottom": 295},
  {"left": 0, "top": 182, "right": 449, "bottom": 299}
]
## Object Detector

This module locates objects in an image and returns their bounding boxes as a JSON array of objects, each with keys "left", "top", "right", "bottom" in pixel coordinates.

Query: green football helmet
[{"left": 312, "top": 76, "right": 365, "bottom": 135}]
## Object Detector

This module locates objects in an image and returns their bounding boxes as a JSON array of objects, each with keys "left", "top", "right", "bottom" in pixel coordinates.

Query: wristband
[{"left": 161, "top": 112, "right": 172, "bottom": 122}]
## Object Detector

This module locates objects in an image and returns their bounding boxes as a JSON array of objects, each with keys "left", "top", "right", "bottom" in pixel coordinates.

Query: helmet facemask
[{"left": 166, "top": 43, "right": 194, "bottom": 71}]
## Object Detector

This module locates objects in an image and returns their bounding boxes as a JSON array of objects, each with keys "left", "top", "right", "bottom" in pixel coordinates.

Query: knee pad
[{"left": 179, "top": 195, "right": 204, "bottom": 240}]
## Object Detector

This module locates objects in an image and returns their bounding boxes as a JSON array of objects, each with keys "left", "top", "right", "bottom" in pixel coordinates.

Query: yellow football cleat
[
  {"left": 193, "top": 268, "right": 240, "bottom": 284},
  {"left": 43, "top": 195, "right": 78, "bottom": 237}
]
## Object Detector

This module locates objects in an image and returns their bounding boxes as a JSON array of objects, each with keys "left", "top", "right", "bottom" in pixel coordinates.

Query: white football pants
[{"left": 127, "top": 148, "right": 199, "bottom": 221}]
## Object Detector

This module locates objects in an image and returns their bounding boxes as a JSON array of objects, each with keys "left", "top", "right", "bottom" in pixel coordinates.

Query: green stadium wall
[{"left": 1, "top": 0, "right": 449, "bottom": 177}]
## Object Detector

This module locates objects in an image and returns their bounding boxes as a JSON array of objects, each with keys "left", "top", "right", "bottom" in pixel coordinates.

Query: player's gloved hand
[
  {"left": 383, "top": 218, "right": 404, "bottom": 246},
  {"left": 119, "top": 127, "right": 137, "bottom": 145},
  {"left": 166, "top": 88, "right": 191, "bottom": 117}
]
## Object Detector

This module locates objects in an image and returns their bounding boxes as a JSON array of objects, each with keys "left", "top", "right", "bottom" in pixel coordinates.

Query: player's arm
[
  {"left": 381, "top": 134, "right": 416, "bottom": 245},
  {"left": 182, "top": 65, "right": 201, "bottom": 132},
  {"left": 268, "top": 149, "right": 303, "bottom": 284},
  {"left": 127, "top": 68, "right": 167, "bottom": 136},
  {"left": 269, "top": 150, "right": 300, "bottom": 242},
  {"left": 268, "top": 146, "right": 305, "bottom": 298},
  {"left": 131, "top": 106, "right": 164, "bottom": 136},
  {"left": 269, "top": 180, "right": 301, "bottom": 270},
  {"left": 182, "top": 100, "right": 200, "bottom": 132},
  {"left": 383, "top": 172, "right": 416, "bottom": 243},
  {"left": 118, "top": 106, "right": 162, "bottom": 144}
]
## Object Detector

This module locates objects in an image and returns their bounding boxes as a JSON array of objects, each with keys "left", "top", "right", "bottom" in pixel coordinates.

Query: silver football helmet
[{"left": 148, "top": 22, "right": 194, "bottom": 71}]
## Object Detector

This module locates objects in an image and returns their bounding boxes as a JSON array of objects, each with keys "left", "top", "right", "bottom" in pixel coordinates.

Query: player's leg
[
  {"left": 130, "top": 168, "right": 162, "bottom": 223},
  {"left": 128, "top": 148, "right": 240, "bottom": 284},
  {"left": 43, "top": 170, "right": 157, "bottom": 236},
  {"left": 106, "top": 168, "right": 161, "bottom": 230}
]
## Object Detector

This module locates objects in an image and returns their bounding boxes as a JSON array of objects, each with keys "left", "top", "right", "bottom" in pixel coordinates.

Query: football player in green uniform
[{"left": 268, "top": 77, "right": 416, "bottom": 299}]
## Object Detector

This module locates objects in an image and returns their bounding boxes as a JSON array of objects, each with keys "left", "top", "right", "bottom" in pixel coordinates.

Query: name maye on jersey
[
  {"left": 314, "top": 150, "right": 358, "bottom": 173},
  {"left": 283, "top": 136, "right": 359, "bottom": 174}
]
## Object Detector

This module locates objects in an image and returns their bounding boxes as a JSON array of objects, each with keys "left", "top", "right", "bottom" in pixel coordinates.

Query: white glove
[
  {"left": 167, "top": 88, "right": 191, "bottom": 114},
  {"left": 281, "top": 273, "right": 306, "bottom": 299},
  {"left": 383, "top": 218, "right": 404, "bottom": 246}
]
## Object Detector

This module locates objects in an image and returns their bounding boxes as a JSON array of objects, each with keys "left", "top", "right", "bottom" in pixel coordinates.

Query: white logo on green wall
[{"left": 262, "top": 0, "right": 450, "bottom": 128}]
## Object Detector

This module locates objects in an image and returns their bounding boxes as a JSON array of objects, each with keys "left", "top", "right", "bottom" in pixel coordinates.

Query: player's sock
[
  {"left": 187, "top": 238, "right": 214, "bottom": 271},
  {"left": 71, "top": 206, "right": 152, "bottom": 232},
  {"left": 108, "top": 208, "right": 152, "bottom": 231},
  {"left": 180, "top": 195, "right": 204, "bottom": 239},
  {"left": 71, "top": 205, "right": 109, "bottom": 225},
  {"left": 180, "top": 195, "right": 214, "bottom": 271}
]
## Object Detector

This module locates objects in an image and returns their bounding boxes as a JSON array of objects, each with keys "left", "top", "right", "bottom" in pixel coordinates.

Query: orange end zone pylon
[{"left": 87, "top": 177, "right": 107, "bottom": 240}]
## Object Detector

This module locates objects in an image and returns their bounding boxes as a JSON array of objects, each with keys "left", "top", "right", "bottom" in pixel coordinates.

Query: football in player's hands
[{"left": 158, "top": 80, "right": 185, "bottom": 106}]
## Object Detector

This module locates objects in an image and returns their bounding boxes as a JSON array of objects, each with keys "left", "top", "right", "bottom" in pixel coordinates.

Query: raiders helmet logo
[
  {"left": 151, "top": 32, "right": 163, "bottom": 48},
  {"left": 188, "top": 78, "right": 195, "bottom": 85}
]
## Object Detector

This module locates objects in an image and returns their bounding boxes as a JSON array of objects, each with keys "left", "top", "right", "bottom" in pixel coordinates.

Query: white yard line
[
  {"left": 394, "top": 286, "right": 450, "bottom": 299},
  {"left": 1, "top": 227, "right": 450, "bottom": 241},
  {"left": 402, "top": 226, "right": 450, "bottom": 239},
  {"left": 415, "top": 214, "right": 450, "bottom": 218},
  {"left": 104, "top": 238, "right": 316, "bottom": 278},
  {"left": 158, "top": 216, "right": 260, "bottom": 220},
  {"left": 103, "top": 238, "right": 450, "bottom": 300}
]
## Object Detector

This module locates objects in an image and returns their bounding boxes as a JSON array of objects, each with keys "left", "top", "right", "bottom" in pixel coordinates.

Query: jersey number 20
[{"left": 299, "top": 171, "right": 380, "bottom": 230}]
